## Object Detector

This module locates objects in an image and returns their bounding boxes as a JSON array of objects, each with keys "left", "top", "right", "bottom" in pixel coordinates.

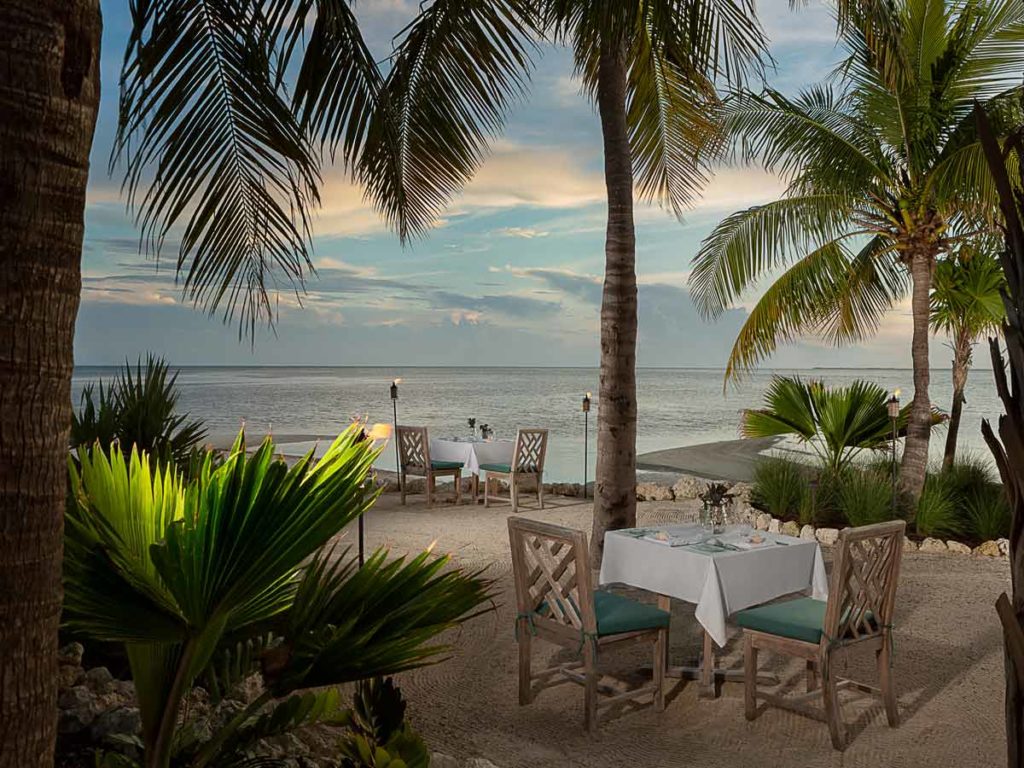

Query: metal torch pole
[
  {"left": 583, "top": 393, "right": 591, "bottom": 500},
  {"left": 391, "top": 381, "right": 401, "bottom": 495}
]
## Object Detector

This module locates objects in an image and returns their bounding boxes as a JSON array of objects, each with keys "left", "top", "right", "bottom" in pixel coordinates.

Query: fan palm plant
[
  {"left": 742, "top": 376, "right": 915, "bottom": 474},
  {"left": 361, "top": 0, "right": 768, "bottom": 561},
  {"left": 64, "top": 425, "right": 493, "bottom": 768},
  {"left": 931, "top": 247, "right": 1006, "bottom": 467},
  {"left": 689, "top": 0, "right": 1024, "bottom": 505}
]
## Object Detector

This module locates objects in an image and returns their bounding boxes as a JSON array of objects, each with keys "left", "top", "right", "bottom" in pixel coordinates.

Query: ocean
[{"left": 71, "top": 366, "right": 1005, "bottom": 483}]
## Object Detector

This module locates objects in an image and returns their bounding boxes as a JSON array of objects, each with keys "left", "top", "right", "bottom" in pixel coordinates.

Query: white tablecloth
[
  {"left": 599, "top": 525, "right": 828, "bottom": 647},
  {"left": 430, "top": 437, "right": 515, "bottom": 475}
]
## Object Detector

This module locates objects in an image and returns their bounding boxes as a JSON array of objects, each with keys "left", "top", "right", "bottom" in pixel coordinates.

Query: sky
[{"left": 76, "top": 1, "right": 948, "bottom": 368}]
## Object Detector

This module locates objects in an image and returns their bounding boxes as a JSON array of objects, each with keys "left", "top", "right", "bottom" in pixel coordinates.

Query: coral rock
[
  {"left": 815, "top": 528, "right": 840, "bottom": 547},
  {"left": 781, "top": 521, "right": 800, "bottom": 537},
  {"left": 946, "top": 540, "right": 971, "bottom": 555},
  {"left": 799, "top": 525, "right": 816, "bottom": 541},
  {"left": 636, "top": 483, "right": 673, "bottom": 502},
  {"left": 671, "top": 476, "right": 702, "bottom": 500},
  {"left": 755, "top": 513, "right": 771, "bottom": 531},
  {"left": 919, "top": 537, "right": 948, "bottom": 554},
  {"left": 768, "top": 518, "right": 782, "bottom": 534},
  {"left": 975, "top": 540, "right": 1002, "bottom": 557},
  {"left": 903, "top": 537, "right": 918, "bottom": 553}
]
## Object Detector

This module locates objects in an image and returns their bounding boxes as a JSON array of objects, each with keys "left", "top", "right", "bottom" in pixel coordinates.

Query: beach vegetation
[
  {"left": 838, "top": 468, "right": 895, "bottom": 528},
  {"left": 916, "top": 472, "right": 963, "bottom": 539},
  {"left": 70, "top": 355, "right": 207, "bottom": 471},
  {"left": 690, "top": 0, "right": 1024, "bottom": 506},
  {"left": 751, "top": 457, "right": 807, "bottom": 519},
  {"left": 742, "top": 376, "right": 916, "bottom": 474},
  {"left": 64, "top": 425, "right": 492, "bottom": 768}
]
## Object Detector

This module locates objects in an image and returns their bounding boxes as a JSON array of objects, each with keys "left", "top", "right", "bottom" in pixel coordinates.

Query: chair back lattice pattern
[
  {"left": 396, "top": 426, "right": 430, "bottom": 472},
  {"left": 512, "top": 429, "right": 548, "bottom": 474},
  {"left": 823, "top": 520, "right": 905, "bottom": 646},
  {"left": 508, "top": 517, "right": 595, "bottom": 637}
]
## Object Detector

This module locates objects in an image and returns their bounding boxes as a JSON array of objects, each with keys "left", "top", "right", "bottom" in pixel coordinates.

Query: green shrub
[
  {"left": 965, "top": 483, "right": 1011, "bottom": 541},
  {"left": 839, "top": 469, "right": 894, "bottom": 527},
  {"left": 796, "top": 468, "right": 844, "bottom": 526},
  {"left": 71, "top": 354, "right": 206, "bottom": 469},
  {"left": 916, "top": 473, "right": 964, "bottom": 538},
  {"left": 752, "top": 457, "right": 806, "bottom": 519},
  {"left": 944, "top": 451, "right": 995, "bottom": 496}
]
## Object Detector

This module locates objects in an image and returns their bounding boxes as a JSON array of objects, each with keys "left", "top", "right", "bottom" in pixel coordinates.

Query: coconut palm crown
[{"left": 689, "top": 0, "right": 1024, "bottom": 502}]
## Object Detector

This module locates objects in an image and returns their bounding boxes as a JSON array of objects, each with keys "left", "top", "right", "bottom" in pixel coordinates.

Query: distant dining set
[
  {"left": 508, "top": 515, "right": 905, "bottom": 751},
  {"left": 396, "top": 425, "right": 548, "bottom": 511}
]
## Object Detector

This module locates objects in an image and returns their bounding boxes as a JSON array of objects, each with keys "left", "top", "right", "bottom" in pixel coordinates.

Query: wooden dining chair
[
  {"left": 396, "top": 426, "right": 463, "bottom": 506},
  {"left": 736, "top": 520, "right": 905, "bottom": 750},
  {"left": 508, "top": 517, "right": 668, "bottom": 731},
  {"left": 482, "top": 428, "right": 548, "bottom": 513}
]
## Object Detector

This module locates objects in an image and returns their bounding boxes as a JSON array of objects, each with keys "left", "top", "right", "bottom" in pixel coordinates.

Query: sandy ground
[{"left": 351, "top": 491, "right": 1010, "bottom": 768}]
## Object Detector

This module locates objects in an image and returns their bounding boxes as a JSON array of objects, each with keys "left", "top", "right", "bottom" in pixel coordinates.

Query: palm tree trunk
[
  {"left": 0, "top": 3, "right": 100, "bottom": 765},
  {"left": 590, "top": 40, "right": 637, "bottom": 565},
  {"left": 942, "top": 328, "right": 972, "bottom": 470},
  {"left": 899, "top": 246, "right": 936, "bottom": 509}
]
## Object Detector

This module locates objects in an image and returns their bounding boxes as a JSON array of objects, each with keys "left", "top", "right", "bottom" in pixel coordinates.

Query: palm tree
[
  {"left": 931, "top": 247, "right": 1006, "bottom": 468},
  {"left": 689, "top": 0, "right": 1024, "bottom": 506},
  {"left": 0, "top": 2, "right": 390, "bottom": 762},
  {"left": 365, "top": 1, "right": 768, "bottom": 561}
]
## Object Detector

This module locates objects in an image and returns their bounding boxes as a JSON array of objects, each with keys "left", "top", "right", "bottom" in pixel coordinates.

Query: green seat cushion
[
  {"left": 593, "top": 591, "right": 670, "bottom": 637},
  {"left": 479, "top": 462, "right": 512, "bottom": 473},
  {"left": 736, "top": 597, "right": 829, "bottom": 644},
  {"left": 535, "top": 592, "right": 669, "bottom": 638},
  {"left": 430, "top": 460, "right": 463, "bottom": 470}
]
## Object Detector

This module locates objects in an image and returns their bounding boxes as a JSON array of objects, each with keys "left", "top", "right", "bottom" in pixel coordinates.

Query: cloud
[
  {"left": 455, "top": 141, "right": 605, "bottom": 211},
  {"left": 496, "top": 226, "right": 550, "bottom": 239}
]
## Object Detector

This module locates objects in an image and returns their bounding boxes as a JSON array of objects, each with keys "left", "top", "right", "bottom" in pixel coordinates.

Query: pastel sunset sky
[{"left": 76, "top": 1, "right": 945, "bottom": 369}]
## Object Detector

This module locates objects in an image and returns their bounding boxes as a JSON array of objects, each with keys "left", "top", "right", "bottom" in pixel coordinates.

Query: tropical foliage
[
  {"left": 750, "top": 457, "right": 807, "bottom": 519},
  {"left": 931, "top": 247, "right": 1006, "bottom": 466},
  {"left": 690, "top": 0, "right": 1024, "bottom": 500},
  {"left": 741, "top": 376, "right": 916, "bottom": 474},
  {"left": 64, "top": 426, "right": 493, "bottom": 768},
  {"left": 70, "top": 355, "right": 206, "bottom": 469}
]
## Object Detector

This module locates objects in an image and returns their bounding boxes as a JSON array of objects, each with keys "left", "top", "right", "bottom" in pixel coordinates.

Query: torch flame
[
  {"left": 366, "top": 423, "right": 393, "bottom": 442},
  {"left": 586, "top": 391, "right": 592, "bottom": 399},
  {"left": 893, "top": 388, "right": 901, "bottom": 399},
  {"left": 392, "top": 377, "right": 403, "bottom": 385}
]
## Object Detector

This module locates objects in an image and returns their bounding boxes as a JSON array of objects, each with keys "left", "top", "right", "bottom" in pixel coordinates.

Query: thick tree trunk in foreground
[
  {"left": 975, "top": 105, "right": 1024, "bottom": 768},
  {"left": 900, "top": 246, "right": 936, "bottom": 509},
  {"left": 0, "top": 3, "right": 100, "bottom": 765},
  {"left": 590, "top": 41, "right": 637, "bottom": 565},
  {"left": 943, "top": 329, "right": 972, "bottom": 470}
]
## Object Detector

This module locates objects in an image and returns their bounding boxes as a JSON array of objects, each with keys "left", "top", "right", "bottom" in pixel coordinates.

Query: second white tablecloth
[{"left": 429, "top": 437, "right": 515, "bottom": 475}]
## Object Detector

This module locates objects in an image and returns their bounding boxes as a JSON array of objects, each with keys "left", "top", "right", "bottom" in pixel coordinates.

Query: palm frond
[
  {"left": 722, "top": 236, "right": 906, "bottom": 380},
  {"left": 267, "top": 547, "right": 495, "bottom": 695},
  {"left": 931, "top": 246, "right": 1007, "bottom": 336},
  {"left": 689, "top": 193, "right": 859, "bottom": 317},
  {"left": 624, "top": 8, "right": 722, "bottom": 217},
  {"left": 358, "top": 0, "right": 537, "bottom": 241},
  {"left": 271, "top": 0, "right": 383, "bottom": 160},
  {"left": 113, "top": 0, "right": 321, "bottom": 337}
]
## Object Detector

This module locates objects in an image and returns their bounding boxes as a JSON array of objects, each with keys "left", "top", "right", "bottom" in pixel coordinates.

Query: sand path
[{"left": 354, "top": 493, "right": 1008, "bottom": 768}]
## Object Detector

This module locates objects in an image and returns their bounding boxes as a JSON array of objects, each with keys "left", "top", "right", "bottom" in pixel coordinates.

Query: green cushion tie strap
[
  {"left": 514, "top": 612, "right": 538, "bottom": 640},
  {"left": 575, "top": 630, "right": 600, "bottom": 659}
]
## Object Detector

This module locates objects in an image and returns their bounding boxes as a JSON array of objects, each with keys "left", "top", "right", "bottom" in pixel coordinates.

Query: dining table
[
  {"left": 599, "top": 523, "right": 828, "bottom": 697},
  {"left": 429, "top": 436, "right": 515, "bottom": 476}
]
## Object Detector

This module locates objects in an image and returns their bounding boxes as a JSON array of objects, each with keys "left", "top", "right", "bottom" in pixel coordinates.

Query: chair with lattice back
[
  {"left": 482, "top": 428, "right": 547, "bottom": 512},
  {"left": 508, "top": 517, "right": 668, "bottom": 730},
  {"left": 396, "top": 425, "right": 463, "bottom": 506},
  {"left": 736, "top": 520, "right": 905, "bottom": 750}
]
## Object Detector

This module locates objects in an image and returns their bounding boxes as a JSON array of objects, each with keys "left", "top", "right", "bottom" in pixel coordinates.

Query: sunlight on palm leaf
[{"left": 64, "top": 425, "right": 493, "bottom": 768}]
